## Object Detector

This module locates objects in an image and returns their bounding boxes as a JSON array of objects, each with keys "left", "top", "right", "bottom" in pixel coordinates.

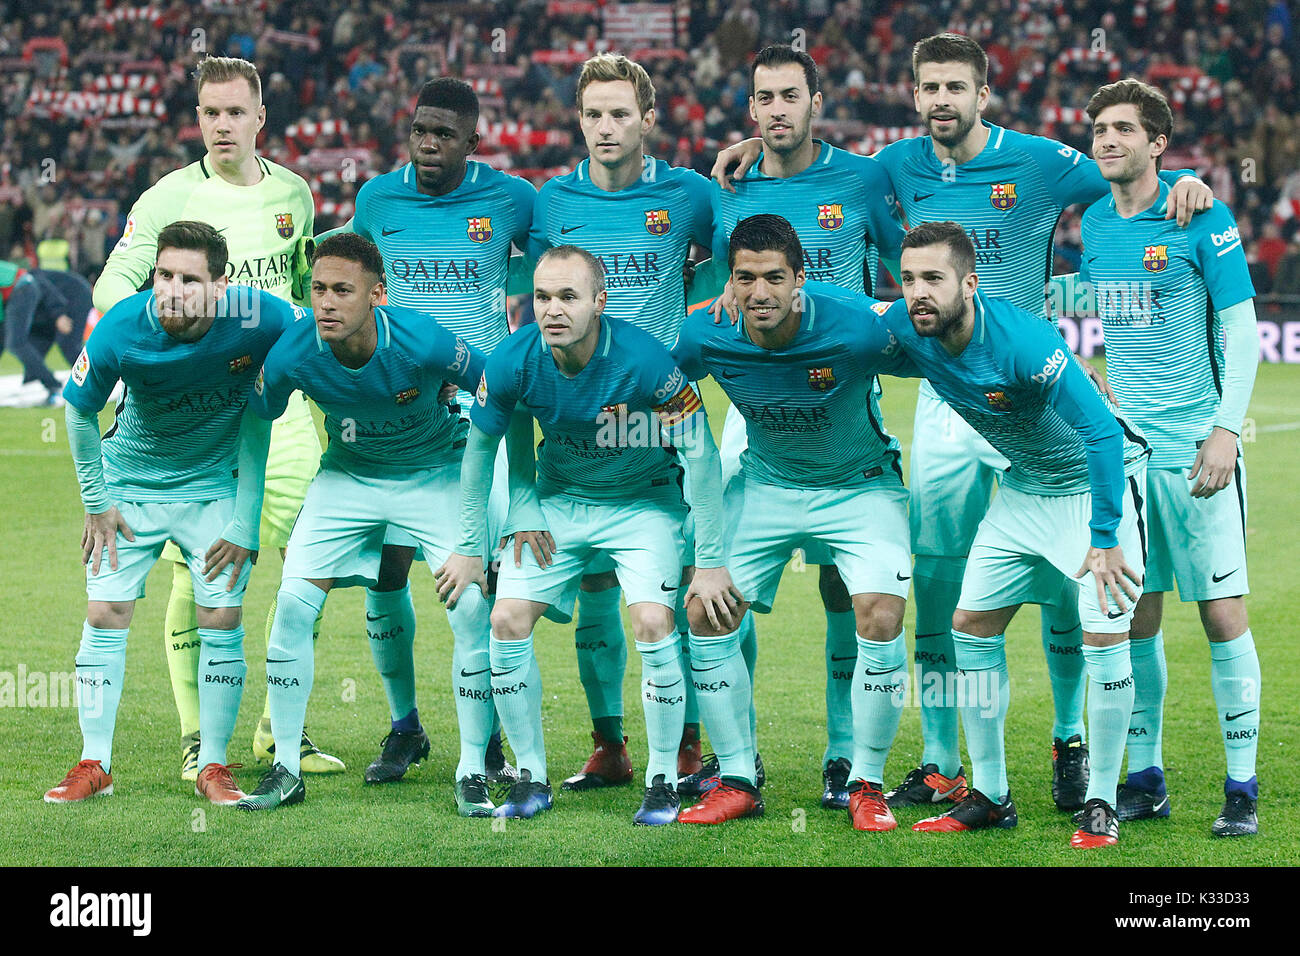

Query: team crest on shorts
[
  {"left": 275, "top": 212, "right": 294, "bottom": 239},
  {"left": 467, "top": 217, "right": 493, "bottom": 242},
  {"left": 1143, "top": 244, "right": 1169, "bottom": 272},
  {"left": 807, "top": 366, "right": 836, "bottom": 391},
  {"left": 395, "top": 387, "right": 421, "bottom": 405},
  {"left": 645, "top": 209, "right": 671, "bottom": 235},
  {"left": 990, "top": 183, "right": 1017, "bottom": 210},
  {"left": 817, "top": 203, "right": 844, "bottom": 230},
  {"left": 984, "top": 390, "right": 1013, "bottom": 411},
  {"left": 228, "top": 354, "right": 253, "bottom": 375}
]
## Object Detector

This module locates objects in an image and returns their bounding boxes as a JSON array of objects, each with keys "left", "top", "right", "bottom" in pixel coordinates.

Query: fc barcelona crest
[
  {"left": 467, "top": 217, "right": 493, "bottom": 243},
  {"left": 645, "top": 209, "right": 671, "bottom": 235},
  {"left": 1143, "top": 244, "right": 1169, "bottom": 272},
  {"left": 817, "top": 203, "right": 844, "bottom": 230},
  {"left": 808, "top": 367, "right": 836, "bottom": 391},
  {"left": 989, "top": 183, "right": 1017, "bottom": 210},
  {"left": 395, "top": 387, "right": 421, "bottom": 405},
  {"left": 228, "top": 354, "right": 254, "bottom": 375},
  {"left": 275, "top": 212, "right": 294, "bottom": 239},
  {"left": 984, "top": 390, "right": 1013, "bottom": 411}
]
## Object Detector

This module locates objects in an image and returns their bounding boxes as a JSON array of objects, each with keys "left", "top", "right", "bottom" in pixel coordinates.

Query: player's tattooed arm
[{"left": 710, "top": 137, "right": 763, "bottom": 192}]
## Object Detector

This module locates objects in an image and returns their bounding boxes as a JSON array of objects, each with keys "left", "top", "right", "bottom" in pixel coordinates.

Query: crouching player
[
  {"left": 236, "top": 233, "right": 492, "bottom": 814},
  {"left": 46, "top": 221, "right": 286, "bottom": 805},
  {"left": 883, "top": 222, "right": 1150, "bottom": 847},
  {"left": 671, "top": 215, "right": 918, "bottom": 828},
  {"left": 435, "top": 245, "right": 738, "bottom": 824}
]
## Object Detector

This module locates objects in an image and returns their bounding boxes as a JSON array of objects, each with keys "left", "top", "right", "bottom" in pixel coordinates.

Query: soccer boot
[
  {"left": 1116, "top": 767, "right": 1171, "bottom": 822},
  {"left": 678, "top": 752, "right": 720, "bottom": 797},
  {"left": 634, "top": 774, "right": 681, "bottom": 826},
  {"left": 454, "top": 774, "right": 496, "bottom": 818},
  {"left": 1212, "top": 790, "right": 1259, "bottom": 838},
  {"left": 237, "top": 763, "right": 305, "bottom": 811},
  {"left": 180, "top": 731, "right": 201, "bottom": 782},
  {"left": 821, "top": 757, "right": 852, "bottom": 809},
  {"left": 492, "top": 770, "right": 553, "bottom": 819},
  {"left": 195, "top": 763, "right": 246, "bottom": 805},
  {"left": 847, "top": 780, "right": 897, "bottom": 832},
  {"left": 678, "top": 725, "right": 704, "bottom": 779},
  {"left": 364, "top": 727, "right": 431, "bottom": 784},
  {"left": 679, "top": 778, "right": 764, "bottom": 824},
  {"left": 252, "top": 718, "right": 345, "bottom": 774},
  {"left": 44, "top": 759, "right": 113, "bottom": 803},
  {"left": 755, "top": 750, "right": 766, "bottom": 788},
  {"left": 561, "top": 731, "right": 634, "bottom": 790},
  {"left": 1051, "top": 735, "right": 1089, "bottom": 811},
  {"left": 1070, "top": 797, "right": 1120, "bottom": 848},
  {"left": 913, "top": 788, "right": 1018, "bottom": 832},
  {"left": 485, "top": 732, "right": 520, "bottom": 791},
  {"left": 885, "top": 763, "right": 968, "bottom": 808}
]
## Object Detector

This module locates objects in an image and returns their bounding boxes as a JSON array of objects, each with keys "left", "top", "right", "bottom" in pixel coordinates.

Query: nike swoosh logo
[
  {"left": 207, "top": 659, "right": 243, "bottom": 667},
  {"left": 830, "top": 654, "right": 855, "bottom": 662},
  {"left": 576, "top": 624, "right": 600, "bottom": 632},
  {"left": 366, "top": 613, "right": 387, "bottom": 622},
  {"left": 1050, "top": 625, "right": 1079, "bottom": 634},
  {"left": 896, "top": 572, "right": 911, "bottom": 581},
  {"left": 1211, "top": 568, "right": 1238, "bottom": 583},
  {"left": 490, "top": 669, "right": 519, "bottom": 679},
  {"left": 1131, "top": 709, "right": 1147, "bottom": 715},
  {"left": 171, "top": 626, "right": 199, "bottom": 637},
  {"left": 381, "top": 227, "right": 405, "bottom": 236},
  {"left": 1151, "top": 794, "right": 1170, "bottom": 813},
  {"left": 265, "top": 658, "right": 295, "bottom": 664},
  {"left": 1225, "top": 709, "right": 1256, "bottom": 721},
  {"left": 863, "top": 666, "right": 901, "bottom": 676},
  {"left": 916, "top": 632, "right": 948, "bottom": 639},
  {"left": 1107, "top": 610, "right": 1126, "bottom": 619},
  {"left": 913, "top": 192, "right": 934, "bottom": 203},
  {"left": 646, "top": 679, "right": 682, "bottom": 689},
  {"left": 560, "top": 224, "right": 584, "bottom": 234},
  {"left": 278, "top": 785, "right": 296, "bottom": 800},
  {"left": 660, "top": 582, "right": 677, "bottom": 592},
  {"left": 460, "top": 667, "right": 491, "bottom": 678},
  {"left": 721, "top": 370, "right": 742, "bottom": 379},
  {"left": 690, "top": 664, "right": 724, "bottom": 673}
]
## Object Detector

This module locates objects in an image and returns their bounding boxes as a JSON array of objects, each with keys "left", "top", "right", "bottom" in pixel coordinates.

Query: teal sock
[
  {"left": 689, "top": 629, "right": 754, "bottom": 784},
  {"left": 678, "top": 630, "right": 699, "bottom": 727},
  {"left": 1127, "top": 631, "right": 1166, "bottom": 773},
  {"left": 823, "top": 610, "right": 856, "bottom": 764},
  {"left": 448, "top": 584, "right": 493, "bottom": 779},
  {"left": 952, "top": 630, "right": 1009, "bottom": 802},
  {"left": 489, "top": 633, "right": 546, "bottom": 781},
  {"left": 636, "top": 637, "right": 685, "bottom": 788},
  {"left": 574, "top": 587, "right": 627, "bottom": 735},
  {"left": 266, "top": 579, "right": 327, "bottom": 777},
  {"left": 365, "top": 585, "right": 417, "bottom": 722},
  {"left": 196, "top": 625, "right": 246, "bottom": 768},
  {"left": 737, "top": 611, "right": 758, "bottom": 750},
  {"left": 850, "top": 630, "right": 908, "bottom": 784},
  {"left": 1083, "top": 641, "right": 1133, "bottom": 804},
  {"left": 913, "top": 555, "right": 964, "bottom": 777},
  {"left": 1210, "top": 630, "right": 1261, "bottom": 782},
  {"left": 1042, "top": 600, "right": 1087, "bottom": 741},
  {"left": 75, "top": 622, "right": 128, "bottom": 771}
]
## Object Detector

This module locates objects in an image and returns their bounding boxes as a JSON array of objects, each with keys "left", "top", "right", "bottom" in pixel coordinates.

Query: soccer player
[
  {"left": 714, "top": 33, "right": 1212, "bottom": 812},
  {"left": 236, "top": 233, "right": 489, "bottom": 812},
  {"left": 331, "top": 77, "right": 533, "bottom": 787},
  {"left": 0, "top": 267, "right": 93, "bottom": 406},
  {"left": 526, "top": 53, "right": 716, "bottom": 792},
  {"left": 1080, "top": 79, "right": 1261, "bottom": 836},
  {"left": 44, "top": 220, "right": 288, "bottom": 805},
  {"left": 707, "top": 44, "right": 907, "bottom": 808},
  {"left": 881, "top": 221, "right": 1149, "bottom": 848},
  {"left": 91, "top": 56, "right": 341, "bottom": 778},
  {"left": 435, "top": 246, "right": 737, "bottom": 824},
  {"left": 672, "top": 214, "right": 917, "bottom": 828}
]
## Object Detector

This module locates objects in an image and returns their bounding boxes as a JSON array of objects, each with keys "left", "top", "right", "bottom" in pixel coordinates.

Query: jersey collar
[
  {"left": 1104, "top": 177, "right": 1172, "bottom": 221},
  {"left": 747, "top": 140, "right": 831, "bottom": 181},
  {"left": 736, "top": 289, "right": 816, "bottom": 346},
  {"left": 144, "top": 290, "right": 232, "bottom": 335},
  {"left": 574, "top": 156, "right": 655, "bottom": 192},
  {"left": 401, "top": 160, "right": 480, "bottom": 197},
  {"left": 926, "top": 122, "right": 1003, "bottom": 170}
]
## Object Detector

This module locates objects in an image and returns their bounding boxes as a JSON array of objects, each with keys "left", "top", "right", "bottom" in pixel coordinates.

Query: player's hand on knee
[
  {"left": 1076, "top": 545, "right": 1142, "bottom": 616},
  {"left": 708, "top": 280, "right": 740, "bottom": 325},
  {"left": 437, "top": 380, "right": 458, "bottom": 404},
  {"left": 1166, "top": 177, "right": 1213, "bottom": 227},
  {"left": 686, "top": 565, "right": 744, "bottom": 631},
  {"left": 83, "top": 507, "right": 134, "bottom": 575},
  {"left": 434, "top": 552, "right": 487, "bottom": 608},
  {"left": 1075, "top": 355, "right": 1117, "bottom": 406},
  {"left": 710, "top": 137, "right": 762, "bottom": 193},
  {"left": 204, "top": 539, "right": 254, "bottom": 590},
  {"left": 511, "top": 530, "right": 555, "bottom": 569},
  {"left": 1187, "top": 427, "right": 1237, "bottom": 499}
]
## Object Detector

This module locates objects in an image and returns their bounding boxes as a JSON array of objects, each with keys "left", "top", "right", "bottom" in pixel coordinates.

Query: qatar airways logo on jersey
[
  {"left": 387, "top": 257, "right": 483, "bottom": 293},
  {"left": 155, "top": 384, "right": 247, "bottom": 414},
  {"left": 595, "top": 251, "right": 662, "bottom": 289},
  {"left": 968, "top": 228, "right": 1003, "bottom": 265},
  {"left": 732, "top": 401, "right": 831, "bottom": 434},
  {"left": 226, "top": 252, "right": 294, "bottom": 289}
]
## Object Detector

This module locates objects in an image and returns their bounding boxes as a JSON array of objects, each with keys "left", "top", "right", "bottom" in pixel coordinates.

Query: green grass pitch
[{"left": 1, "top": 353, "right": 1296, "bottom": 866}]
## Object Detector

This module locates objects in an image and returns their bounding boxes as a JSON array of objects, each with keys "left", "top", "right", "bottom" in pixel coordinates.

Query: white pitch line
[
  {"left": 0, "top": 448, "right": 65, "bottom": 456},
  {"left": 1258, "top": 421, "right": 1300, "bottom": 433}
]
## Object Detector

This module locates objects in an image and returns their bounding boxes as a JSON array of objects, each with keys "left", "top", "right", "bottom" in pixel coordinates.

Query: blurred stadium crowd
[{"left": 2, "top": 0, "right": 1299, "bottom": 296}]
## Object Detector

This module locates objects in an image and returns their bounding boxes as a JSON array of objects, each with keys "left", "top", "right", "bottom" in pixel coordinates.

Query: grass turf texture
[{"left": 1, "top": 351, "right": 1296, "bottom": 866}]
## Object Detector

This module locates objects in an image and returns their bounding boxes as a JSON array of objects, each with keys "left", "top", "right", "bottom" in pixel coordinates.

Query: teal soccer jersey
[
  {"left": 1080, "top": 184, "right": 1255, "bottom": 469},
  {"left": 251, "top": 304, "right": 485, "bottom": 477},
  {"left": 673, "top": 281, "right": 915, "bottom": 489},
  {"left": 63, "top": 286, "right": 299, "bottom": 502},
  {"left": 527, "top": 157, "right": 714, "bottom": 347},
  {"left": 881, "top": 294, "right": 1149, "bottom": 547},
  {"left": 711, "top": 142, "right": 904, "bottom": 295},
  {"left": 472, "top": 316, "right": 706, "bottom": 502},
  {"left": 352, "top": 161, "right": 535, "bottom": 357},
  {"left": 875, "top": 122, "right": 1195, "bottom": 316}
]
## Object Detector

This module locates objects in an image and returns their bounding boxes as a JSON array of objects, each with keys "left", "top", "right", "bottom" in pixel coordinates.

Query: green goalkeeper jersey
[{"left": 94, "top": 155, "right": 315, "bottom": 313}]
